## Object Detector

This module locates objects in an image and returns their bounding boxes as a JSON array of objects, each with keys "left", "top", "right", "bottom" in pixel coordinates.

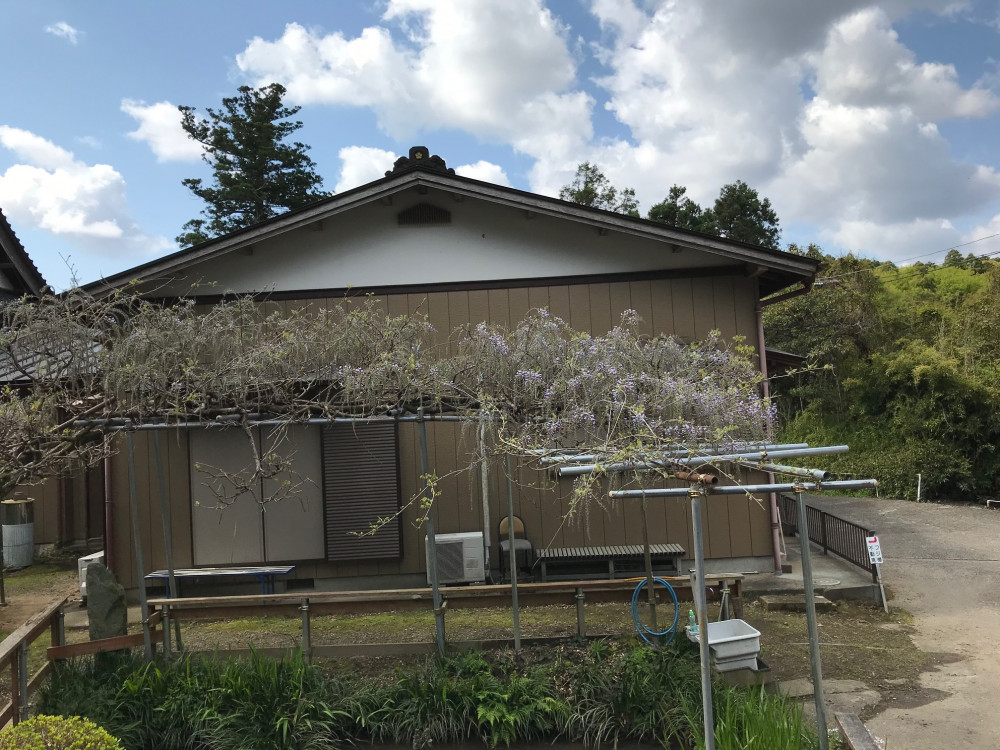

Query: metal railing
[{"left": 778, "top": 494, "right": 877, "bottom": 583}]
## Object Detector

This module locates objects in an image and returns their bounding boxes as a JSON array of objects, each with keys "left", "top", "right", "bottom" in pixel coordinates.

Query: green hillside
[{"left": 764, "top": 249, "right": 1000, "bottom": 501}]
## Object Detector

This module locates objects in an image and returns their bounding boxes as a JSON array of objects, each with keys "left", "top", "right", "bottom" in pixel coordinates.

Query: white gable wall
[{"left": 156, "top": 187, "right": 732, "bottom": 296}]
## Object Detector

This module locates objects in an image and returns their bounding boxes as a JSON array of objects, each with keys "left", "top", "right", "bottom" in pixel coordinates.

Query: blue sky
[{"left": 2, "top": 0, "right": 999, "bottom": 290}]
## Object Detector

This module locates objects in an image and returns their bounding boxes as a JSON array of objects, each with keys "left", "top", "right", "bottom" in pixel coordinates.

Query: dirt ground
[
  {"left": 0, "top": 563, "right": 79, "bottom": 638},
  {"left": 805, "top": 494, "right": 1000, "bottom": 750}
]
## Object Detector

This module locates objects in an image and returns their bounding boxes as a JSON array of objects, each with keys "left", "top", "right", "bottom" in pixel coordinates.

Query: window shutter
[{"left": 322, "top": 422, "right": 402, "bottom": 561}]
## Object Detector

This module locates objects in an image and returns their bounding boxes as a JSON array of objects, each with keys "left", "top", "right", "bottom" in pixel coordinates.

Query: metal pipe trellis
[{"left": 557, "top": 445, "right": 850, "bottom": 477}]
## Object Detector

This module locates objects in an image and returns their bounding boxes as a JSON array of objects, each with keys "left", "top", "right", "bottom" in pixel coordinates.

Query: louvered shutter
[{"left": 322, "top": 422, "right": 402, "bottom": 560}]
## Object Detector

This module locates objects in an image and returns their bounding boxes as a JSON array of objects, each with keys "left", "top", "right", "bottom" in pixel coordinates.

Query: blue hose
[{"left": 631, "top": 576, "right": 680, "bottom": 645}]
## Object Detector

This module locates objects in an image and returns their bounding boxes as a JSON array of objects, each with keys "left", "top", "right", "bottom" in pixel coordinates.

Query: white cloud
[
  {"left": 334, "top": 146, "right": 397, "bottom": 192},
  {"left": 75, "top": 135, "right": 101, "bottom": 149},
  {"left": 235, "top": 0, "right": 592, "bottom": 169},
  {"left": 584, "top": 0, "right": 1000, "bottom": 261},
  {"left": 962, "top": 214, "right": 1000, "bottom": 258},
  {"left": 0, "top": 126, "right": 169, "bottom": 254},
  {"left": 121, "top": 99, "right": 204, "bottom": 162},
  {"left": 771, "top": 99, "right": 1000, "bottom": 225},
  {"left": 827, "top": 218, "right": 960, "bottom": 262},
  {"left": 45, "top": 21, "right": 80, "bottom": 44},
  {"left": 587, "top": 1, "right": 808, "bottom": 204},
  {"left": 233, "top": 0, "right": 999, "bottom": 263},
  {"left": 811, "top": 8, "right": 998, "bottom": 121},
  {"left": 455, "top": 160, "right": 510, "bottom": 186}
]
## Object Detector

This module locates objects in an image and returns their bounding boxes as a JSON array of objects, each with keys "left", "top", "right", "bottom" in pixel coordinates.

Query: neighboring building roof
[
  {"left": 0, "top": 209, "right": 47, "bottom": 299},
  {"left": 765, "top": 348, "right": 806, "bottom": 372},
  {"left": 82, "top": 146, "right": 820, "bottom": 298}
]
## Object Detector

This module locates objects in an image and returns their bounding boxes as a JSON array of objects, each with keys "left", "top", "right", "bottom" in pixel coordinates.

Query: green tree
[
  {"left": 558, "top": 162, "right": 639, "bottom": 216},
  {"left": 176, "top": 83, "right": 326, "bottom": 246},
  {"left": 943, "top": 248, "right": 964, "bottom": 267},
  {"left": 646, "top": 185, "right": 717, "bottom": 233},
  {"left": 712, "top": 180, "right": 780, "bottom": 249},
  {"left": 764, "top": 254, "right": 1000, "bottom": 500}
]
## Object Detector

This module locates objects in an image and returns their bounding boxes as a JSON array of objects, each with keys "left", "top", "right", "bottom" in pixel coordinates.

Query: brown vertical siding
[
  {"left": 106, "top": 273, "right": 767, "bottom": 588},
  {"left": 527, "top": 286, "right": 548, "bottom": 315}
]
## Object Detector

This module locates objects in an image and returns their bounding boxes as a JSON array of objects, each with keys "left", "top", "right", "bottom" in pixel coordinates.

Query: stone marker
[{"left": 86, "top": 563, "right": 127, "bottom": 641}]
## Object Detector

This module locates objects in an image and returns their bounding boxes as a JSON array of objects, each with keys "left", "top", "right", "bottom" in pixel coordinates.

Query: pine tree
[
  {"left": 558, "top": 162, "right": 640, "bottom": 217},
  {"left": 176, "top": 83, "right": 326, "bottom": 246}
]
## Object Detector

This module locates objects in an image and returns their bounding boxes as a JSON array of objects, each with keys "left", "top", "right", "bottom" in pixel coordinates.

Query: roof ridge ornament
[{"left": 386, "top": 146, "right": 455, "bottom": 177}]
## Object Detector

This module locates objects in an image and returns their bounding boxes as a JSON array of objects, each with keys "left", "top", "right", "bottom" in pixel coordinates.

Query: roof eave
[{"left": 82, "top": 168, "right": 819, "bottom": 297}]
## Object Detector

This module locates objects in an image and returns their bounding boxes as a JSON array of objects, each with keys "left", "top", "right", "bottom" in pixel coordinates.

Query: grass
[
  {"left": 179, "top": 601, "right": 647, "bottom": 654},
  {"left": 38, "top": 641, "right": 819, "bottom": 750},
  {"left": 2, "top": 564, "right": 73, "bottom": 597}
]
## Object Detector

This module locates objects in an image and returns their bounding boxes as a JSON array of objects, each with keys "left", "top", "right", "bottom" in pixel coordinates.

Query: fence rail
[
  {"left": 147, "top": 576, "right": 745, "bottom": 662},
  {"left": 778, "top": 493, "right": 877, "bottom": 583},
  {"left": 0, "top": 596, "right": 66, "bottom": 728}
]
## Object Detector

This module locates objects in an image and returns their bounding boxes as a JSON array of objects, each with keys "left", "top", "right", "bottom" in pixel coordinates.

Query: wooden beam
[
  {"left": 834, "top": 713, "right": 881, "bottom": 750},
  {"left": 26, "top": 662, "right": 52, "bottom": 695},
  {"left": 0, "top": 597, "right": 66, "bottom": 667},
  {"left": 47, "top": 630, "right": 164, "bottom": 660},
  {"left": 148, "top": 576, "right": 743, "bottom": 622}
]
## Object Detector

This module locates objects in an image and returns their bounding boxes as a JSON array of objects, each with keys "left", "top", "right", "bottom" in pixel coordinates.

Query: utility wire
[{"left": 818, "top": 234, "right": 1000, "bottom": 285}]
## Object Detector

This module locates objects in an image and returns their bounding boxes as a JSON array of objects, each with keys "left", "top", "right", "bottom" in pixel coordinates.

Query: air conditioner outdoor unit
[
  {"left": 425, "top": 531, "right": 485, "bottom": 585},
  {"left": 78, "top": 550, "right": 105, "bottom": 602}
]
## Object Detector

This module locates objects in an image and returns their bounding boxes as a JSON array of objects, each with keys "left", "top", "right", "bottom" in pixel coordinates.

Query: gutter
[
  {"left": 103, "top": 440, "right": 115, "bottom": 573},
  {"left": 755, "top": 276, "right": 815, "bottom": 574}
]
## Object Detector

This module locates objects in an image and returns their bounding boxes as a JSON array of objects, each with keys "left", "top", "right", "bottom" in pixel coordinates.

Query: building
[{"left": 70, "top": 148, "right": 820, "bottom": 591}]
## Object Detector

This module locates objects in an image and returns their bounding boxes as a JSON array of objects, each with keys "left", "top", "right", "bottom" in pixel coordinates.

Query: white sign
[{"left": 866, "top": 535, "right": 883, "bottom": 565}]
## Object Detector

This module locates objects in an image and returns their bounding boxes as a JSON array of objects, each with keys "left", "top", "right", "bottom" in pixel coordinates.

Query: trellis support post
[
  {"left": 504, "top": 454, "right": 521, "bottom": 652},
  {"left": 690, "top": 486, "right": 715, "bottom": 750},
  {"left": 418, "top": 418, "right": 446, "bottom": 656},
  {"left": 126, "top": 430, "right": 153, "bottom": 661},
  {"left": 796, "top": 486, "right": 829, "bottom": 750}
]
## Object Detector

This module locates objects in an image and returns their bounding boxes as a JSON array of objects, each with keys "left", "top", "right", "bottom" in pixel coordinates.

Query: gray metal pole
[
  {"left": 17, "top": 641, "right": 28, "bottom": 723},
  {"left": 540, "top": 443, "right": 810, "bottom": 466},
  {"left": 418, "top": 420, "right": 446, "bottom": 656},
  {"left": 152, "top": 431, "right": 183, "bottom": 651},
  {"left": 126, "top": 432, "right": 153, "bottom": 660},
  {"left": 796, "top": 489, "right": 829, "bottom": 750},
  {"left": 300, "top": 598, "right": 312, "bottom": 665},
  {"left": 611, "top": 478, "right": 878, "bottom": 499},
  {"left": 56, "top": 608, "right": 65, "bottom": 646},
  {"left": 640, "top": 497, "right": 658, "bottom": 643},
  {"left": 504, "top": 455, "right": 521, "bottom": 651},
  {"left": 575, "top": 587, "right": 586, "bottom": 638},
  {"left": 161, "top": 604, "right": 172, "bottom": 659},
  {"left": 558, "top": 445, "right": 850, "bottom": 477},
  {"left": 691, "top": 488, "right": 716, "bottom": 750}
]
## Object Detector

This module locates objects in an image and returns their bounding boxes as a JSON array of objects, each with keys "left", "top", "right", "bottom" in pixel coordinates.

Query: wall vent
[{"left": 398, "top": 202, "right": 451, "bottom": 226}]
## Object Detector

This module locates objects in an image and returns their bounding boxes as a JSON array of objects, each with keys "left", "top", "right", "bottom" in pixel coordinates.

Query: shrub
[{"left": 0, "top": 714, "right": 122, "bottom": 750}]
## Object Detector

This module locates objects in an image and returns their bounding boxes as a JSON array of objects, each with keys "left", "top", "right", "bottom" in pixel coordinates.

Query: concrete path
[{"left": 804, "top": 494, "right": 1000, "bottom": 750}]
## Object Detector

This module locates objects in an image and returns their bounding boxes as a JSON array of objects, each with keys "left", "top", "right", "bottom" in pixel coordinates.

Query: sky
[{"left": 2, "top": 0, "right": 1000, "bottom": 290}]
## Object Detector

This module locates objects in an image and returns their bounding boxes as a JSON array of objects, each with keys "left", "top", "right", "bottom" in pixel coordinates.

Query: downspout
[
  {"left": 103, "top": 439, "right": 115, "bottom": 573},
  {"left": 756, "top": 279, "right": 814, "bottom": 574}
]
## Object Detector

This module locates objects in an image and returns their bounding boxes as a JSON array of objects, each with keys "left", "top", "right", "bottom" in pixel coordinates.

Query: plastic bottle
[{"left": 688, "top": 609, "right": 698, "bottom": 635}]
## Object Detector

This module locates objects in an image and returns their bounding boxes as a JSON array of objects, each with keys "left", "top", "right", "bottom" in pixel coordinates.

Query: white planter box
[{"left": 686, "top": 618, "right": 761, "bottom": 672}]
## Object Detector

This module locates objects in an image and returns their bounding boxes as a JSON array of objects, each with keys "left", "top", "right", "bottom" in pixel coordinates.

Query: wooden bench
[
  {"left": 145, "top": 566, "right": 295, "bottom": 597},
  {"left": 537, "top": 544, "right": 685, "bottom": 582}
]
